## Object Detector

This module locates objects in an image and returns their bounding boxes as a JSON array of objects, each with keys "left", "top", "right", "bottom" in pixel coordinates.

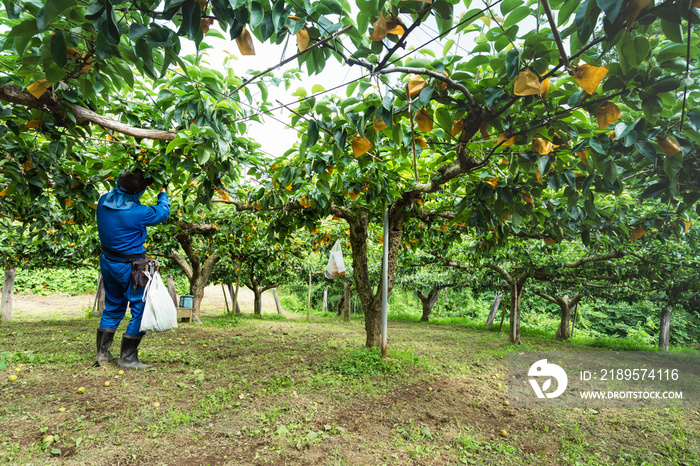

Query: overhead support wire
[{"left": 227, "top": 25, "right": 353, "bottom": 98}]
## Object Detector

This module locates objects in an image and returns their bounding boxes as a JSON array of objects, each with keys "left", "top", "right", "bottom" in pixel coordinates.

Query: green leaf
[
  {"left": 504, "top": 48, "right": 519, "bottom": 81},
  {"left": 634, "top": 140, "right": 657, "bottom": 162},
  {"left": 129, "top": 24, "right": 150, "bottom": 41},
  {"left": 596, "top": 0, "right": 623, "bottom": 24},
  {"left": 641, "top": 94, "right": 663, "bottom": 124},
  {"left": 135, "top": 38, "right": 156, "bottom": 79},
  {"left": 663, "top": 152, "right": 683, "bottom": 179},
  {"left": 575, "top": 0, "right": 601, "bottom": 44},
  {"left": 641, "top": 182, "right": 668, "bottom": 199},
  {"left": 660, "top": 18, "right": 684, "bottom": 44},
  {"left": 112, "top": 60, "right": 134, "bottom": 88},
  {"left": 602, "top": 159, "right": 617, "bottom": 184},
  {"left": 250, "top": 1, "right": 265, "bottom": 29},
  {"left": 320, "top": 0, "right": 343, "bottom": 14},
  {"left": 355, "top": 0, "right": 386, "bottom": 17},
  {"left": 37, "top": 0, "right": 77, "bottom": 31},
  {"left": 50, "top": 33, "right": 68, "bottom": 68},
  {"left": 504, "top": 6, "right": 531, "bottom": 29},
  {"left": 558, "top": 0, "right": 580, "bottom": 27},
  {"left": 307, "top": 119, "right": 319, "bottom": 147},
  {"left": 7, "top": 20, "right": 38, "bottom": 56},
  {"left": 500, "top": 0, "right": 521, "bottom": 15}
]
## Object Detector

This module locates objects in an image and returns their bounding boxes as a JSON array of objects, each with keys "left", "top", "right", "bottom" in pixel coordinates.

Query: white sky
[
  {"left": 181, "top": 2, "right": 543, "bottom": 157},
  {"left": 183, "top": 9, "right": 466, "bottom": 157}
]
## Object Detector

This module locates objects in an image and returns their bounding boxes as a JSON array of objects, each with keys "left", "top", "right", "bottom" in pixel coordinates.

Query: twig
[
  {"left": 540, "top": 0, "right": 572, "bottom": 74},
  {"left": 376, "top": 66, "right": 476, "bottom": 106},
  {"left": 375, "top": 5, "right": 433, "bottom": 71}
]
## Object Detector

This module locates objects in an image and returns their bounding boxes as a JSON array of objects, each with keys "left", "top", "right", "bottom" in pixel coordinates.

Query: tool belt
[
  {"left": 100, "top": 245, "right": 155, "bottom": 290},
  {"left": 100, "top": 245, "right": 146, "bottom": 261}
]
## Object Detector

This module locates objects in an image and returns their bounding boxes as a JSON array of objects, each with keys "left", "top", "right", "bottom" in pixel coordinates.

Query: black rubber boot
[
  {"left": 94, "top": 328, "right": 118, "bottom": 366},
  {"left": 117, "top": 334, "right": 153, "bottom": 370}
]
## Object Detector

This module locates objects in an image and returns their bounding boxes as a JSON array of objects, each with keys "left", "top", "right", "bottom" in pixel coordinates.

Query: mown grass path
[{"left": 1, "top": 311, "right": 698, "bottom": 465}]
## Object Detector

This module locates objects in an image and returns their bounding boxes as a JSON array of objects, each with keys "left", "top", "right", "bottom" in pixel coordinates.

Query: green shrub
[{"left": 13, "top": 267, "right": 97, "bottom": 296}]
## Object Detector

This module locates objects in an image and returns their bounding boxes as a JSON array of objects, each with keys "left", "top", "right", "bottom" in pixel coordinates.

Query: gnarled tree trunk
[
  {"left": 417, "top": 288, "right": 442, "bottom": 322},
  {"left": 486, "top": 264, "right": 530, "bottom": 344},
  {"left": 343, "top": 205, "right": 407, "bottom": 348},
  {"left": 1, "top": 267, "right": 15, "bottom": 322},
  {"left": 170, "top": 233, "right": 220, "bottom": 325},
  {"left": 537, "top": 292, "right": 583, "bottom": 340}
]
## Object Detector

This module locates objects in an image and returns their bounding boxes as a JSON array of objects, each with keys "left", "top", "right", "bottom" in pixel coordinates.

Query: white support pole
[{"left": 381, "top": 208, "right": 389, "bottom": 358}]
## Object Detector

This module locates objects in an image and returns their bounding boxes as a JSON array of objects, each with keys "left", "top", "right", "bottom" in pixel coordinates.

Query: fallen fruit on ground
[
  {"left": 77, "top": 387, "right": 86, "bottom": 394},
  {"left": 9, "top": 375, "right": 18, "bottom": 382},
  {"left": 104, "top": 381, "right": 110, "bottom": 387},
  {"left": 152, "top": 402, "right": 160, "bottom": 407},
  {"left": 117, "top": 370, "right": 124, "bottom": 375},
  {"left": 500, "top": 429, "right": 508, "bottom": 437},
  {"left": 43, "top": 435, "right": 54, "bottom": 444},
  {"left": 58, "top": 407, "right": 66, "bottom": 412}
]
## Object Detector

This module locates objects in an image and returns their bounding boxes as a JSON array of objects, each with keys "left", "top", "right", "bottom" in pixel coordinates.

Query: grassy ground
[{"left": 1, "top": 309, "right": 699, "bottom": 465}]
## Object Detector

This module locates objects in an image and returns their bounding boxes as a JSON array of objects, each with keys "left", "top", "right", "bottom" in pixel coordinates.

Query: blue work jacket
[{"left": 97, "top": 191, "right": 170, "bottom": 258}]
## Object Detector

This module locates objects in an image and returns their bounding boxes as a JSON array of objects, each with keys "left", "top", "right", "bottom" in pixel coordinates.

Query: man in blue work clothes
[{"left": 95, "top": 170, "right": 170, "bottom": 370}]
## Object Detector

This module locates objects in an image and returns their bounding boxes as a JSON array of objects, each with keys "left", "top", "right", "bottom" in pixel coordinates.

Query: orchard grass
[{"left": 0, "top": 312, "right": 698, "bottom": 465}]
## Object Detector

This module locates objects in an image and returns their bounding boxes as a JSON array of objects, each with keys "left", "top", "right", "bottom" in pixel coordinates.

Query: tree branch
[
  {"left": 376, "top": 66, "right": 476, "bottom": 106},
  {"left": 170, "top": 220, "right": 218, "bottom": 236},
  {"left": 0, "top": 84, "right": 177, "bottom": 141},
  {"left": 375, "top": 5, "right": 433, "bottom": 71},
  {"left": 562, "top": 250, "right": 624, "bottom": 268},
  {"left": 169, "top": 250, "right": 193, "bottom": 280}
]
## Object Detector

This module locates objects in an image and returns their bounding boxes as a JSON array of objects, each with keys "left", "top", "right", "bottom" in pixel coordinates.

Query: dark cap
[{"left": 117, "top": 170, "right": 152, "bottom": 194}]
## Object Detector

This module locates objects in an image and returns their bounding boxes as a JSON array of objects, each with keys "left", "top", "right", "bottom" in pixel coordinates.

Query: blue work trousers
[{"left": 99, "top": 256, "right": 146, "bottom": 336}]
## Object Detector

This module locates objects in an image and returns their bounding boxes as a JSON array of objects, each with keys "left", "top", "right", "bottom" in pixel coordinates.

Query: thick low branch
[
  {"left": 0, "top": 83, "right": 177, "bottom": 141},
  {"left": 562, "top": 250, "right": 624, "bottom": 268},
  {"left": 201, "top": 253, "right": 220, "bottom": 281},
  {"left": 175, "top": 234, "right": 200, "bottom": 270},
  {"left": 170, "top": 220, "right": 219, "bottom": 236},
  {"left": 169, "top": 250, "right": 193, "bottom": 280}
]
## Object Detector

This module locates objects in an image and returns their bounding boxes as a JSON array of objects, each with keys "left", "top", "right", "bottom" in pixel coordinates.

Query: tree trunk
[
  {"left": 336, "top": 288, "right": 344, "bottom": 316},
  {"left": 191, "top": 281, "right": 206, "bottom": 324},
  {"left": 485, "top": 291, "right": 503, "bottom": 327},
  {"left": 167, "top": 275, "right": 178, "bottom": 308},
  {"left": 343, "top": 280, "right": 351, "bottom": 322},
  {"left": 1, "top": 267, "right": 15, "bottom": 322},
  {"left": 272, "top": 288, "right": 283, "bottom": 315},
  {"left": 322, "top": 288, "right": 328, "bottom": 313},
  {"left": 307, "top": 270, "right": 312, "bottom": 320},
  {"left": 253, "top": 287, "right": 262, "bottom": 316},
  {"left": 417, "top": 288, "right": 442, "bottom": 322},
  {"left": 344, "top": 207, "right": 406, "bottom": 348},
  {"left": 555, "top": 304, "right": 572, "bottom": 340},
  {"left": 228, "top": 282, "right": 241, "bottom": 314},
  {"left": 659, "top": 306, "right": 672, "bottom": 351},
  {"left": 171, "top": 235, "right": 221, "bottom": 325},
  {"left": 94, "top": 274, "right": 105, "bottom": 318},
  {"left": 509, "top": 281, "right": 524, "bottom": 344},
  {"left": 538, "top": 292, "right": 583, "bottom": 341}
]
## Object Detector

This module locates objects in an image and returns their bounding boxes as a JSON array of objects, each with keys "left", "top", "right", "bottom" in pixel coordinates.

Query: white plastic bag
[
  {"left": 140, "top": 270, "right": 178, "bottom": 333},
  {"left": 324, "top": 240, "right": 346, "bottom": 279}
]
